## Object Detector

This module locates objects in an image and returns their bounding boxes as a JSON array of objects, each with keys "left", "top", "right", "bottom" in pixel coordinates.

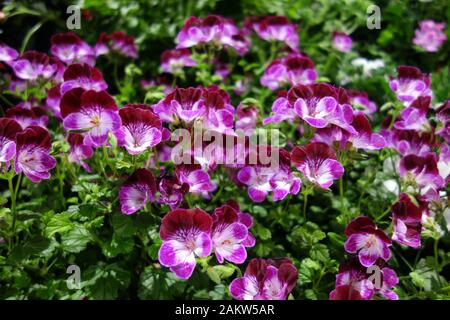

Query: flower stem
[
  {"left": 8, "top": 173, "right": 22, "bottom": 251},
  {"left": 303, "top": 192, "right": 308, "bottom": 219}
]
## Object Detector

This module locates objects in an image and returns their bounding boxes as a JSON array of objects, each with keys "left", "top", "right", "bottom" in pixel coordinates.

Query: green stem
[
  {"left": 8, "top": 173, "right": 22, "bottom": 251},
  {"left": 21, "top": 21, "right": 44, "bottom": 54},
  {"left": 375, "top": 206, "right": 392, "bottom": 222},
  {"left": 303, "top": 192, "right": 308, "bottom": 219}
]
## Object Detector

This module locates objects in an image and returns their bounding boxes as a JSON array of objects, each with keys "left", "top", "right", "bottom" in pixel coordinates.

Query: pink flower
[
  {"left": 399, "top": 153, "right": 445, "bottom": 191},
  {"left": 12, "top": 51, "right": 57, "bottom": 80},
  {"left": 119, "top": 169, "right": 157, "bottom": 215},
  {"left": 261, "top": 54, "right": 317, "bottom": 90},
  {"left": 0, "top": 43, "right": 18, "bottom": 63},
  {"left": 67, "top": 133, "right": 93, "bottom": 172},
  {"left": 61, "top": 88, "right": 121, "bottom": 147},
  {"left": 51, "top": 32, "right": 95, "bottom": 65},
  {"left": 381, "top": 128, "right": 432, "bottom": 156},
  {"left": 160, "top": 48, "right": 197, "bottom": 74},
  {"left": 235, "top": 103, "right": 259, "bottom": 132},
  {"left": 251, "top": 16, "right": 299, "bottom": 51},
  {"left": 347, "top": 90, "right": 377, "bottom": 116},
  {"left": 332, "top": 32, "right": 352, "bottom": 53},
  {"left": 291, "top": 142, "right": 344, "bottom": 189},
  {"left": 110, "top": 31, "right": 138, "bottom": 58},
  {"left": 391, "top": 193, "right": 424, "bottom": 248},
  {"left": 394, "top": 96, "right": 431, "bottom": 131},
  {"left": 6, "top": 106, "right": 48, "bottom": 130},
  {"left": 211, "top": 204, "right": 252, "bottom": 264},
  {"left": 158, "top": 208, "right": 213, "bottom": 279},
  {"left": 115, "top": 105, "right": 163, "bottom": 155},
  {"left": 330, "top": 257, "right": 398, "bottom": 300},
  {"left": 14, "top": 126, "right": 56, "bottom": 183},
  {"left": 175, "top": 164, "right": 216, "bottom": 194},
  {"left": 347, "top": 112, "right": 386, "bottom": 150},
  {"left": 229, "top": 258, "right": 298, "bottom": 300},
  {"left": 436, "top": 100, "right": 450, "bottom": 143},
  {"left": 389, "top": 66, "right": 431, "bottom": 104},
  {"left": 60, "top": 63, "right": 108, "bottom": 94},
  {"left": 344, "top": 216, "right": 392, "bottom": 267},
  {"left": 413, "top": 20, "right": 447, "bottom": 52},
  {"left": 0, "top": 118, "right": 22, "bottom": 165},
  {"left": 46, "top": 84, "right": 62, "bottom": 118},
  {"left": 157, "top": 175, "right": 189, "bottom": 209}
]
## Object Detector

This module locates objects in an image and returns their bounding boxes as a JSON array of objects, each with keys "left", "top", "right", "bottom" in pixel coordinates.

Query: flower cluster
[{"left": 413, "top": 20, "right": 447, "bottom": 52}]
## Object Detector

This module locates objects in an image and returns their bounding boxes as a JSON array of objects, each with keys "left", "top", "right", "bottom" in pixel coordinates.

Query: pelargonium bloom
[
  {"left": 115, "top": 105, "right": 163, "bottom": 155},
  {"left": 235, "top": 103, "right": 259, "bottom": 132},
  {"left": 153, "top": 87, "right": 205, "bottom": 123},
  {"left": 201, "top": 85, "right": 235, "bottom": 135},
  {"left": 347, "top": 89, "right": 377, "bottom": 116},
  {"left": 175, "top": 164, "right": 216, "bottom": 194},
  {"left": 229, "top": 258, "right": 298, "bottom": 300},
  {"left": 46, "top": 84, "right": 62, "bottom": 118},
  {"left": 0, "top": 43, "right": 18, "bottom": 63},
  {"left": 330, "top": 257, "right": 398, "bottom": 300},
  {"left": 291, "top": 142, "right": 344, "bottom": 189},
  {"left": 347, "top": 112, "right": 386, "bottom": 150},
  {"left": 261, "top": 54, "right": 317, "bottom": 90},
  {"left": 436, "top": 100, "right": 450, "bottom": 143},
  {"left": 61, "top": 63, "right": 108, "bottom": 94},
  {"left": 119, "top": 169, "right": 157, "bottom": 215},
  {"left": 6, "top": 106, "right": 48, "bottom": 129},
  {"left": 226, "top": 200, "right": 256, "bottom": 247},
  {"left": 158, "top": 175, "right": 189, "bottom": 209},
  {"left": 67, "top": 133, "right": 93, "bottom": 172},
  {"left": 332, "top": 32, "right": 352, "bottom": 53},
  {"left": 110, "top": 31, "right": 138, "bottom": 58},
  {"left": 394, "top": 96, "right": 431, "bottom": 131},
  {"left": 14, "top": 126, "right": 56, "bottom": 183},
  {"left": 251, "top": 16, "right": 299, "bottom": 51},
  {"left": 61, "top": 88, "right": 121, "bottom": 147},
  {"left": 0, "top": 118, "right": 22, "bottom": 165},
  {"left": 413, "top": 20, "right": 447, "bottom": 52},
  {"left": 51, "top": 32, "right": 95, "bottom": 65},
  {"left": 160, "top": 48, "right": 197, "bottom": 74},
  {"left": 12, "top": 51, "right": 57, "bottom": 80},
  {"left": 399, "top": 153, "right": 445, "bottom": 191},
  {"left": 382, "top": 128, "right": 432, "bottom": 157},
  {"left": 211, "top": 204, "right": 250, "bottom": 264},
  {"left": 158, "top": 208, "right": 213, "bottom": 279},
  {"left": 391, "top": 193, "right": 424, "bottom": 248},
  {"left": 389, "top": 66, "right": 431, "bottom": 104},
  {"left": 344, "top": 216, "right": 392, "bottom": 267},
  {"left": 175, "top": 15, "right": 244, "bottom": 53}
]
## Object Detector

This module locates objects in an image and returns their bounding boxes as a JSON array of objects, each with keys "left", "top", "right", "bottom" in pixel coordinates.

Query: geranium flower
[
  {"left": 347, "top": 112, "right": 386, "bottom": 150},
  {"left": 381, "top": 128, "right": 432, "bottom": 156},
  {"left": 119, "top": 169, "right": 157, "bottom": 215},
  {"left": 330, "top": 257, "right": 398, "bottom": 300},
  {"left": 332, "top": 32, "right": 352, "bottom": 53},
  {"left": 12, "top": 51, "right": 57, "bottom": 80},
  {"left": 251, "top": 16, "right": 299, "bottom": 51},
  {"left": 175, "top": 164, "right": 216, "bottom": 194},
  {"left": 0, "top": 118, "right": 22, "bottom": 166},
  {"left": 0, "top": 43, "right": 18, "bottom": 63},
  {"left": 46, "top": 84, "right": 62, "bottom": 118},
  {"left": 394, "top": 96, "right": 431, "bottom": 131},
  {"left": 436, "top": 100, "right": 449, "bottom": 143},
  {"left": 226, "top": 199, "right": 256, "bottom": 247},
  {"left": 235, "top": 103, "right": 259, "bottom": 132},
  {"left": 67, "top": 133, "right": 93, "bottom": 172},
  {"left": 391, "top": 193, "right": 424, "bottom": 248},
  {"left": 61, "top": 88, "right": 121, "bottom": 147},
  {"left": 291, "top": 142, "right": 344, "bottom": 189},
  {"left": 153, "top": 87, "right": 205, "bottom": 123},
  {"left": 399, "top": 153, "right": 445, "bottom": 191},
  {"left": 263, "top": 90, "right": 297, "bottom": 124},
  {"left": 389, "top": 66, "right": 431, "bottom": 104},
  {"left": 60, "top": 63, "right": 108, "bottom": 94},
  {"left": 115, "top": 105, "right": 163, "bottom": 155},
  {"left": 160, "top": 48, "right": 197, "bottom": 74},
  {"left": 157, "top": 174, "right": 189, "bottom": 209},
  {"left": 344, "top": 216, "right": 392, "bottom": 267},
  {"left": 261, "top": 54, "right": 317, "bottom": 90},
  {"left": 211, "top": 204, "right": 250, "bottom": 264},
  {"left": 347, "top": 89, "right": 377, "bottom": 116},
  {"left": 201, "top": 85, "right": 235, "bottom": 135},
  {"left": 6, "top": 106, "right": 48, "bottom": 129},
  {"left": 413, "top": 20, "right": 447, "bottom": 52},
  {"left": 94, "top": 32, "right": 110, "bottom": 56},
  {"left": 229, "top": 258, "right": 298, "bottom": 300},
  {"left": 14, "top": 126, "right": 56, "bottom": 183},
  {"left": 110, "top": 31, "right": 138, "bottom": 58},
  {"left": 158, "top": 208, "right": 213, "bottom": 279},
  {"left": 51, "top": 32, "right": 95, "bottom": 65}
]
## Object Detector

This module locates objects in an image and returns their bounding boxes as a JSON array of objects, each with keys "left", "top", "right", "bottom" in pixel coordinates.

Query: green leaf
[
  {"left": 82, "top": 263, "right": 131, "bottom": 300},
  {"left": 44, "top": 213, "right": 73, "bottom": 238},
  {"left": 61, "top": 225, "right": 93, "bottom": 253},
  {"left": 138, "top": 268, "right": 185, "bottom": 299}
]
